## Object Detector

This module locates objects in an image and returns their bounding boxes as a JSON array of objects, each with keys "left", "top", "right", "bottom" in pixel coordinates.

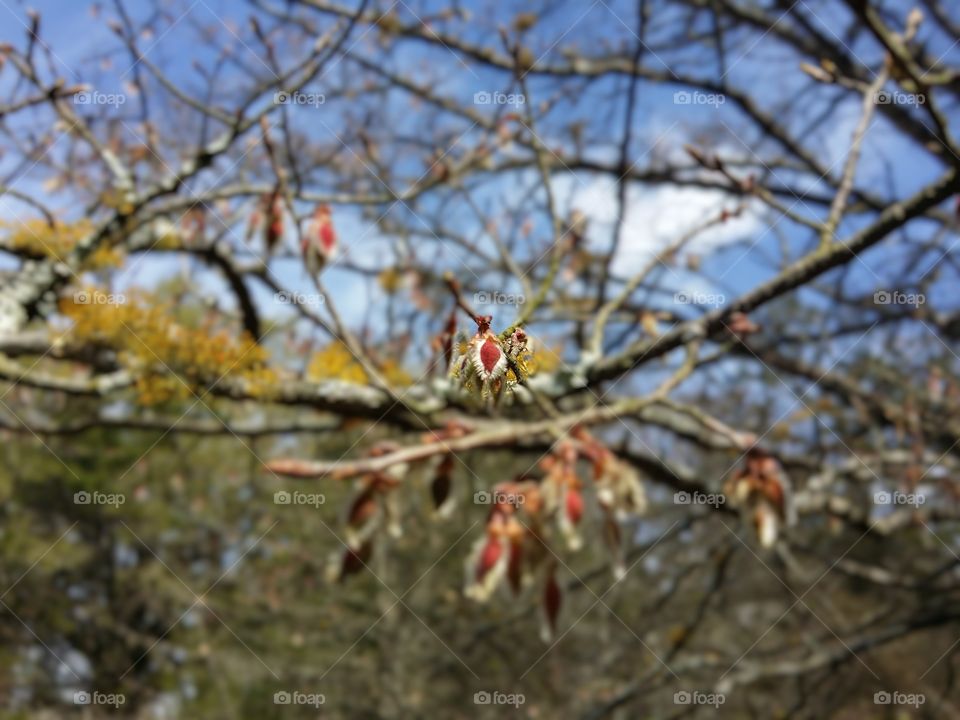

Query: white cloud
[{"left": 572, "top": 176, "right": 765, "bottom": 275}]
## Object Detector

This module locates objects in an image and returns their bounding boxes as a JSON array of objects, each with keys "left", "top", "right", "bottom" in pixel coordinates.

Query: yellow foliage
[
  {"left": 377, "top": 268, "right": 404, "bottom": 294},
  {"left": 306, "top": 342, "right": 367, "bottom": 385},
  {"left": 307, "top": 342, "right": 411, "bottom": 387},
  {"left": 155, "top": 226, "right": 182, "bottom": 250},
  {"left": 61, "top": 289, "right": 276, "bottom": 405},
  {"left": 526, "top": 343, "right": 562, "bottom": 377},
  {"left": 99, "top": 189, "right": 136, "bottom": 215},
  {"left": 0, "top": 219, "right": 122, "bottom": 269}
]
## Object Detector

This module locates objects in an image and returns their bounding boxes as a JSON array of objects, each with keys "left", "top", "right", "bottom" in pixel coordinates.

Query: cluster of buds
[
  {"left": 572, "top": 428, "right": 647, "bottom": 579},
  {"left": 326, "top": 441, "right": 408, "bottom": 582},
  {"left": 572, "top": 428, "right": 648, "bottom": 520},
  {"left": 464, "top": 478, "right": 542, "bottom": 602},
  {"left": 465, "top": 429, "right": 648, "bottom": 637},
  {"left": 298, "top": 419, "right": 646, "bottom": 640},
  {"left": 723, "top": 447, "right": 794, "bottom": 548},
  {"left": 463, "top": 477, "right": 562, "bottom": 640},
  {"left": 537, "top": 430, "right": 648, "bottom": 577},
  {"left": 449, "top": 317, "right": 530, "bottom": 403},
  {"left": 539, "top": 442, "right": 585, "bottom": 552}
]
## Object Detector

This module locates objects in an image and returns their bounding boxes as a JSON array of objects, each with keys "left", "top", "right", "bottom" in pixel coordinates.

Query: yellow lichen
[
  {"left": 377, "top": 268, "right": 405, "bottom": 294},
  {"left": 61, "top": 289, "right": 275, "bottom": 405},
  {"left": 525, "top": 343, "right": 561, "bottom": 377},
  {"left": 1, "top": 219, "right": 123, "bottom": 269},
  {"left": 307, "top": 342, "right": 411, "bottom": 387}
]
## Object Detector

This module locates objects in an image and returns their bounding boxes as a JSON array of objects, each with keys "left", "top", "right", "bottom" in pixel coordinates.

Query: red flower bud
[
  {"left": 565, "top": 487, "right": 584, "bottom": 525},
  {"left": 479, "top": 337, "right": 502, "bottom": 376},
  {"left": 264, "top": 191, "right": 283, "bottom": 253},
  {"left": 348, "top": 488, "right": 378, "bottom": 528},
  {"left": 507, "top": 540, "right": 523, "bottom": 595},
  {"left": 339, "top": 541, "right": 372, "bottom": 581},
  {"left": 476, "top": 535, "right": 503, "bottom": 582},
  {"left": 430, "top": 455, "right": 454, "bottom": 511}
]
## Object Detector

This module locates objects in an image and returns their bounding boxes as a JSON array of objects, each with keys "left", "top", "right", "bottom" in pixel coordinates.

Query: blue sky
[{"left": 0, "top": 0, "right": 957, "bottom": 378}]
